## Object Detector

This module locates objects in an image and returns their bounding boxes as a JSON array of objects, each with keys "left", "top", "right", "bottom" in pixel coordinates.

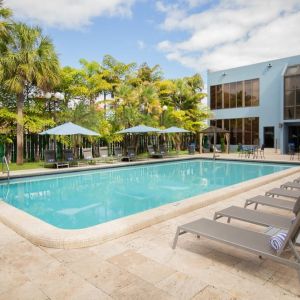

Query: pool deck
[{"left": 1, "top": 152, "right": 300, "bottom": 299}]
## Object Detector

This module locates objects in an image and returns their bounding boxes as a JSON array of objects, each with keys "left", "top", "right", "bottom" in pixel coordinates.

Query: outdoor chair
[
  {"left": 265, "top": 188, "right": 300, "bottom": 201},
  {"left": 281, "top": 181, "right": 300, "bottom": 190},
  {"left": 244, "top": 195, "right": 295, "bottom": 211},
  {"left": 214, "top": 202, "right": 298, "bottom": 230},
  {"left": 212, "top": 145, "right": 221, "bottom": 153},
  {"left": 82, "top": 148, "right": 102, "bottom": 164},
  {"left": 99, "top": 147, "right": 115, "bottom": 163},
  {"left": 172, "top": 202, "right": 300, "bottom": 271},
  {"left": 44, "top": 150, "right": 69, "bottom": 169},
  {"left": 63, "top": 149, "right": 82, "bottom": 166},
  {"left": 122, "top": 147, "right": 137, "bottom": 161},
  {"left": 147, "top": 144, "right": 163, "bottom": 158},
  {"left": 113, "top": 147, "right": 123, "bottom": 161}
]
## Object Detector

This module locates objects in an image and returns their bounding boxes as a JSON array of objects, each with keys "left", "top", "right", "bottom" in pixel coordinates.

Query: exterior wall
[{"left": 207, "top": 55, "right": 300, "bottom": 153}]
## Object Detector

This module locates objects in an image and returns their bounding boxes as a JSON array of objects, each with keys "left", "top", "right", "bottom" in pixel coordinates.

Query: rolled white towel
[{"left": 270, "top": 232, "right": 287, "bottom": 252}]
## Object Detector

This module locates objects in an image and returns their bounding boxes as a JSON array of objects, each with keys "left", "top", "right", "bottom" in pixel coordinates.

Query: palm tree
[
  {"left": 0, "top": 0, "right": 12, "bottom": 34},
  {"left": 0, "top": 23, "right": 60, "bottom": 164}
]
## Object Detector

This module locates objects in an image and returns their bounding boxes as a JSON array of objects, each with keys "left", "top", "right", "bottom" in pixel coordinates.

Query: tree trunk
[{"left": 16, "top": 93, "right": 24, "bottom": 165}]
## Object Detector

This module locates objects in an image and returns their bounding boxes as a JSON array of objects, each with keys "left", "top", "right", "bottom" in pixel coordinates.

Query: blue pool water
[{"left": 0, "top": 160, "right": 294, "bottom": 229}]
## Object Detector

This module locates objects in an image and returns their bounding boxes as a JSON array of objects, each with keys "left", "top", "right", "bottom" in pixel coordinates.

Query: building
[{"left": 207, "top": 55, "right": 300, "bottom": 153}]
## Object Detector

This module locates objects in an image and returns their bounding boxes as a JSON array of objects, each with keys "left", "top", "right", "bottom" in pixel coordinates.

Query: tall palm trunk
[{"left": 16, "top": 93, "right": 24, "bottom": 164}]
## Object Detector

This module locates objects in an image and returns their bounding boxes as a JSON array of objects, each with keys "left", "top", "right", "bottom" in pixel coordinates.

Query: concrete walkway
[{"left": 1, "top": 169, "right": 300, "bottom": 299}]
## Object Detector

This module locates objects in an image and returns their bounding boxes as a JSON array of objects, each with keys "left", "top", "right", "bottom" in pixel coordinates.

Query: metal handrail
[{"left": 2, "top": 156, "right": 10, "bottom": 180}]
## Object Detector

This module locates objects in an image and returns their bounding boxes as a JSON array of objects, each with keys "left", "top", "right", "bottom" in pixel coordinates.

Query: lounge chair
[
  {"left": 172, "top": 204, "right": 300, "bottom": 270},
  {"left": 281, "top": 181, "right": 300, "bottom": 190},
  {"left": 214, "top": 205, "right": 294, "bottom": 230},
  {"left": 113, "top": 147, "right": 123, "bottom": 161},
  {"left": 265, "top": 188, "right": 300, "bottom": 201},
  {"left": 212, "top": 145, "right": 221, "bottom": 153},
  {"left": 44, "top": 150, "right": 69, "bottom": 169},
  {"left": 244, "top": 195, "right": 295, "bottom": 211},
  {"left": 63, "top": 149, "right": 82, "bottom": 166},
  {"left": 122, "top": 147, "right": 137, "bottom": 161},
  {"left": 82, "top": 148, "right": 102, "bottom": 164},
  {"left": 147, "top": 145, "right": 163, "bottom": 158},
  {"left": 99, "top": 147, "right": 115, "bottom": 163}
]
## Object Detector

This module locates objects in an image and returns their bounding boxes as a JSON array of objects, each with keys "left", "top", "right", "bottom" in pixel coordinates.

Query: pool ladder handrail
[{"left": 2, "top": 156, "right": 10, "bottom": 180}]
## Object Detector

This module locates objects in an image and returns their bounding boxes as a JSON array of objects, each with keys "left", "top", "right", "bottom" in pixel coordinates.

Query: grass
[
  {"left": 5, "top": 150, "right": 192, "bottom": 172},
  {"left": 8, "top": 162, "right": 43, "bottom": 171}
]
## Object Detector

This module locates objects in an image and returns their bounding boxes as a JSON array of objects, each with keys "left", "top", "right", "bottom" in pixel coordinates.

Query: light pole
[{"left": 161, "top": 105, "right": 167, "bottom": 126}]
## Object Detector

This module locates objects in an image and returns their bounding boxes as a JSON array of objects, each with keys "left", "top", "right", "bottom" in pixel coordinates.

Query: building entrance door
[
  {"left": 264, "top": 127, "right": 274, "bottom": 147},
  {"left": 288, "top": 126, "right": 300, "bottom": 150}
]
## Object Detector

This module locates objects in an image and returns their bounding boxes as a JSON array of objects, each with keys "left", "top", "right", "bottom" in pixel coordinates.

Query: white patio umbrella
[
  {"left": 116, "top": 125, "right": 160, "bottom": 134},
  {"left": 39, "top": 122, "right": 100, "bottom": 136}
]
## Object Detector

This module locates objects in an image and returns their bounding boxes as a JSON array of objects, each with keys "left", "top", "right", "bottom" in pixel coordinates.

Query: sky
[{"left": 4, "top": 0, "right": 300, "bottom": 82}]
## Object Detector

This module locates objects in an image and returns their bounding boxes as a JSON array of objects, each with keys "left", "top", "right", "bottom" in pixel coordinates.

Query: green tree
[{"left": 0, "top": 23, "right": 60, "bottom": 164}]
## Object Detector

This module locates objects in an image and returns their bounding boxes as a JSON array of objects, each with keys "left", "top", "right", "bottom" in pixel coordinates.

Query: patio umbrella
[
  {"left": 39, "top": 122, "right": 100, "bottom": 136},
  {"left": 160, "top": 127, "right": 190, "bottom": 153},
  {"left": 116, "top": 125, "right": 161, "bottom": 154},
  {"left": 116, "top": 125, "right": 160, "bottom": 134},
  {"left": 160, "top": 126, "right": 190, "bottom": 133}
]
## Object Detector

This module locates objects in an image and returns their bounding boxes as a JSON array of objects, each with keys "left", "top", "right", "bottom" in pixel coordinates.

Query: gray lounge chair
[
  {"left": 244, "top": 195, "right": 295, "bottom": 211},
  {"left": 113, "top": 147, "right": 123, "bottom": 161},
  {"left": 147, "top": 145, "right": 163, "bottom": 158},
  {"left": 172, "top": 205, "right": 300, "bottom": 270},
  {"left": 281, "top": 181, "right": 300, "bottom": 190},
  {"left": 82, "top": 148, "right": 102, "bottom": 164},
  {"left": 44, "top": 150, "right": 69, "bottom": 169},
  {"left": 122, "top": 147, "right": 137, "bottom": 161},
  {"left": 99, "top": 147, "right": 115, "bottom": 163},
  {"left": 214, "top": 205, "right": 293, "bottom": 230},
  {"left": 63, "top": 149, "right": 85, "bottom": 166},
  {"left": 265, "top": 188, "right": 300, "bottom": 201}
]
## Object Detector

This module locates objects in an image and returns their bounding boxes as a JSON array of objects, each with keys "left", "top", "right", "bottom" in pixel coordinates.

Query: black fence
[{"left": 1, "top": 133, "right": 198, "bottom": 163}]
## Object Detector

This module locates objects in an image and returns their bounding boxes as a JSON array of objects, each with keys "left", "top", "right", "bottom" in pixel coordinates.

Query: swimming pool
[{"left": 0, "top": 160, "right": 294, "bottom": 229}]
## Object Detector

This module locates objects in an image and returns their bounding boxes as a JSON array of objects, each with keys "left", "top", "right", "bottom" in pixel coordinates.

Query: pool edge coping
[{"left": 1, "top": 165, "right": 299, "bottom": 249}]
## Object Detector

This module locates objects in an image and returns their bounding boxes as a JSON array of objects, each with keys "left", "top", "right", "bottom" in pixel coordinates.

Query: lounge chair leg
[
  {"left": 227, "top": 217, "right": 231, "bottom": 223},
  {"left": 254, "top": 203, "right": 258, "bottom": 210},
  {"left": 259, "top": 255, "right": 263, "bottom": 259},
  {"left": 172, "top": 228, "right": 181, "bottom": 249},
  {"left": 197, "top": 235, "right": 200, "bottom": 239}
]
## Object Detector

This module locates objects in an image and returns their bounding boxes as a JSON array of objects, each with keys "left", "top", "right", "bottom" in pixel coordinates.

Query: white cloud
[
  {"left": 137, "top": 40, "right": 146, "bottom": 49},
  {"left": 5, "top": 0, "right": 137, "bottom": 29},
  {"left": 156, "top": 0, "right": 300, "bottom": 71}
]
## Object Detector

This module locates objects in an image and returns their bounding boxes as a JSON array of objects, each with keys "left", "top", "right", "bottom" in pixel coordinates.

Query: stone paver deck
[{"left": 1, "top": 167, "right": 300, "bottom": 299}]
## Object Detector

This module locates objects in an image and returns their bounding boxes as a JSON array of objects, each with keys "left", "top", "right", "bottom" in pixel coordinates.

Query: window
[
  {"left": 236, "top": 81, "right": 243, "bottom": 107},
  {"left": 284, "top": 65, "right": 300, "bottom": 120},
  {"left": 210, "top": 78, "right": 259, "bottom": 110},
  {"left": 210, "top": 86, "right": 216, "bottom": 110},
  {"left": 244, "top": 80, "right": 252, "bottom": 107},
  {"left": 230, "top": 82, "right": 236, "bottom": 108},
  {"left": 216, "top": 85, "right": 222, "bottom": 109},
  {"left": 224, "top": 83, "right": 230, "bottom": 108},
  {"left": 252, "top": 79, "right": 259, "bottom": 106}
]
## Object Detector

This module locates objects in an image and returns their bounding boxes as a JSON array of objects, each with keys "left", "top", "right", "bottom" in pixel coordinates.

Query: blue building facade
[{"left": 207, "top": 55, "right": 300, "bottom": 153}]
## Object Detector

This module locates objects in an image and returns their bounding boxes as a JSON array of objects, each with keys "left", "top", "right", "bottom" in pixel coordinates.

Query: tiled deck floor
[{"left": 1, "top": 156, "right": 300, "bottom": 299}]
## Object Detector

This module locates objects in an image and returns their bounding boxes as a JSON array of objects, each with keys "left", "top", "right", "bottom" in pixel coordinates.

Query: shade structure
[
  {"left": 199, "top": 126, "right": 230, "bottom": 155},
  {"left": 116, "top": 125, "right": 160, "bottom": 134},
  {"left": 160, "top": 126, "right": 190, "bottom": 133},
  {"left": 39, "top": 122, "right": 100, "bottom": 136}
]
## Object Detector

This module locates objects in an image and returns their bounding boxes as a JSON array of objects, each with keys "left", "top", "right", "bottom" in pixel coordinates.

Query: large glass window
[
  {"left": 210, "top": 117, "right": 259, "bottom": 145},
  {"left": 210, "top": 78, "right": 259, "bottom": 110},
  {"left": 210, "top": 86, "right": 216, "bottom": 110},
  {"left": 236, "top": 81, "right": 243, "bottom": 107},
  {"left": 224, "top": 83, "right": 230, "bottom": 108},
  {"left": 230, "top": 82, "right": 236, "bottom": 108},
  {"left": 216, "top": 85, "right": 222, "bottom": 109},
  {"left": 284, "top": 66, "right": 300, "bottom": 120}
]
